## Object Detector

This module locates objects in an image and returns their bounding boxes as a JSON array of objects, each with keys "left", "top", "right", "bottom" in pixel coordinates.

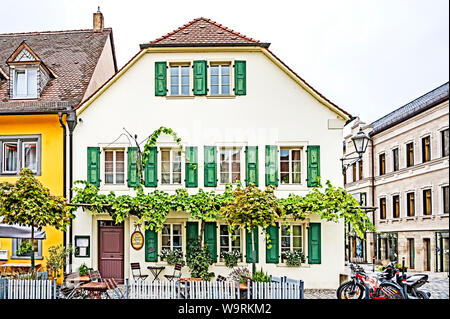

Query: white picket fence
[
  {"left": 126, "top": 278, "right": 304, "bottom": 299},
  {"left": 0, "top": 278, "right": 56, "bottom": 299}
]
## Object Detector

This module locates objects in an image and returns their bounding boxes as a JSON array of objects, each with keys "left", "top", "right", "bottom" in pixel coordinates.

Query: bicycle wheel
[
  {"left": 337, "top": 281, "right": 365, "bottom": 299},
  {"left": 377, "top": 282, "right": 406, "bottom": 299}
]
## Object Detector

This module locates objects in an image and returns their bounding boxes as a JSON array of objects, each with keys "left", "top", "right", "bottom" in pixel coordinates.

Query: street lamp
[{"left": 341, "top": 128, "right": 371, "bottom": 174}]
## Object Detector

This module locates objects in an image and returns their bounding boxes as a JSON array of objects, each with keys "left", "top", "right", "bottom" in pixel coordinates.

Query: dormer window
[
  {"left": 13, "top": 68, "right": 38, "bottom": 99},
  {"left": 7, "top": 41, "right": 53, "bottom": 100}
]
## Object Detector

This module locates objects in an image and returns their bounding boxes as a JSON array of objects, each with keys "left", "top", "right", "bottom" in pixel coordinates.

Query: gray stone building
[{"left": 344, "top": 82, "right": 449, "bottom": 272}]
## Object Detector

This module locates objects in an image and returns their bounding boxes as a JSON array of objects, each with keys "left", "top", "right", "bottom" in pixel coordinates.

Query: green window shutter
[
  {"left": 145, "top": 229, "right": 158, "bottom": 262},
  {"left": 308, "top": 223, "right": 321, "bottom": 264},
  {"left": 266, "top": 224, "right": 279, "bottom": 263},
  {"left": 245, "top": 146, "right": 258, "bottom": 187},
  {"left": 234, "top": 60, "right": 246, "bottom": 95},
  {"left": 87, "top": 147, "right": 100, "bottom": 186},
  {"left": 185, "top": 146, "right": 198, "bottom": 188},
  {"left": 265, "top": 145, "right": 278, "bottom": 187},
  {"left": 144, "top": 147, "right": 157, "bottom": 187},
  {"left": 155, "top": 61, "right": 167, "bottom": 96},
  {"left": 204, "top": 222, "right": 217, "bottom": 262},
  {"left": 127, "top": 147, "right": 139, "bottom": 187},
  {"left": 186, "top": 222, "right": 199, "bottom": 248},
  {"left": 246, "top": 227, "right": 259, "bottom": 263},
  {"left": 307, "top": 145, "right": 321, "bottom": 187},
  {"left": 204, "top": 146, "right": 217, "bottom": 187},
  {"left": 193, "top": 60, "right": 207, "bottom": 95}
]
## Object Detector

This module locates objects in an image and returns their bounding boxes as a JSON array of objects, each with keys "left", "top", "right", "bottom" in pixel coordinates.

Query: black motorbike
[{"left": 381, "top": 262, "right": 431, "bottom": 299}]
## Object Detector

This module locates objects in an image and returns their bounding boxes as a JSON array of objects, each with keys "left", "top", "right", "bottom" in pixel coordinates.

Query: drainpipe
[
  {"left": 370, "top": 137, "right": 376, "bottom": 262},
  {"left": 58, "top": 112, "right": 68, "bottom": 270},
  {"left": 66, "top": 110, "right": 77, "bottom": 273}
]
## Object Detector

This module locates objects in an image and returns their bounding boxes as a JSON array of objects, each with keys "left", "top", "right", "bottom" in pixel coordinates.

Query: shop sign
[{"left": 131, "top": 231, "right": 144, "bottom": 250}]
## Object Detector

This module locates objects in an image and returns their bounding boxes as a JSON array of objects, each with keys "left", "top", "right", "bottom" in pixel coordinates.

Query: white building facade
[{"left": 70, "top": 18, "right": 351, "bottom": 289}]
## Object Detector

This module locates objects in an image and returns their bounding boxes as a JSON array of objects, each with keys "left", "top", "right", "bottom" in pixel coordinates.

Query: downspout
[
  {"left": 370, "top": 137, "right": 376, "bottom": 262},
  {"left": 66, "top": 110, "right": 77, "bottom": 273},
  {"left": 58, "top": 113, "right": 68, "bottom": 263}
]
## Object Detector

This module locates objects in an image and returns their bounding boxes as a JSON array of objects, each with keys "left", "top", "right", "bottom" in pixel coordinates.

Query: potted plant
[
  {"left": 159, "top": 248, "right": 185, "bottom": 266},
  {"left": 186, "top": 239, "right": 214, "bottom": 281},
  {"left": 78, "top": 263, "right": 92, "bottom": 276},
  {"left": 252, "top": 268, "right": 270, "bottom": 282},
  {"left": 46, "top": 244, "right": 73, "bottom": 280},
  {"left": 16, "top": 240, "right": 34, "bottom": 257},
  {"left": 227, "top": 266, "right": 251, "bottom": 283},
  {"left": 281, "top": 249, "right": 306, "bottom": 267},
  {"left": 220, "top": 250, "right": 242, "bottom": 268}
]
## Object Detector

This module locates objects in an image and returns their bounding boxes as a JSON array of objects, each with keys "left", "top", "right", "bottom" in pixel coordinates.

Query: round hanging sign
[{"left": 131, "top": 231, "right": 144, "bottom": 250}]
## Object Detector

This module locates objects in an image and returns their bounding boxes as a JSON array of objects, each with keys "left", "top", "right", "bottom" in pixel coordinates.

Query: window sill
[
  {"left": 276, "top": 263, "right": 310, "bottom": 268},
  {"left": 10, "top": 256, "right": 43, "bottom": 260},
  {"left": 206, "top": 95, "right": 236, "bottom": 99},
  {"left": 10, "top": 97, "right": 39, "bottom": 100},
  {"left": 100, "top": 185, "right": 130, "bottom": 192},
  {"left": 391, "top": 218, "right": 401, "bottom": 222},
  {"left": 405, "top": 217, "right": 417, "bottom": 221},
  {"left": 420, "top": 215, "right": 433, "bottom": 220},
  {"left": 165, "top": 95, "right": 195, "bottom": 99},
  {"left": 438, "top": 214, "right": 449, "bottom": 219}
]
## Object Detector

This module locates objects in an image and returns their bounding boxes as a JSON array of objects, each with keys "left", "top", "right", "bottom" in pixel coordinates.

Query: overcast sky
[{"left": 1, "top": 0, "right": 448, "bottom": 126}]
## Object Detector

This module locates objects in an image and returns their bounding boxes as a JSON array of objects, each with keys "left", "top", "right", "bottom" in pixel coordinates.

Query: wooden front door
[{"left": 98, "top": 221, "right": 124, "bottom": 283}]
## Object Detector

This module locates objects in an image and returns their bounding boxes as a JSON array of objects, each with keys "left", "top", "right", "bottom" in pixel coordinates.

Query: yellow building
[{"left": 0, "top": 10, "right": 117, "bottom": 276}]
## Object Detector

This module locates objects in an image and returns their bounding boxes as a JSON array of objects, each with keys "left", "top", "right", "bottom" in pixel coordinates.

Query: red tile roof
[
  {"left": 0, "top": 28, "right": 116, "bottom": 113},
  {"left": 144, "top": 17, "right": 268, "bottom": 47}
]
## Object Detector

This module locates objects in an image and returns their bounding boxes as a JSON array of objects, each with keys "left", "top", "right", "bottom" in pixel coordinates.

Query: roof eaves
[{"left": 140, "top": 42, "right": 270, "bottom": 49}]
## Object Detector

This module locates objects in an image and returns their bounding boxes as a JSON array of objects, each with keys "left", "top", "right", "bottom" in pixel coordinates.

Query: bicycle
[{"left": 337, "top": 263, "right": 406, "bottom": 299}]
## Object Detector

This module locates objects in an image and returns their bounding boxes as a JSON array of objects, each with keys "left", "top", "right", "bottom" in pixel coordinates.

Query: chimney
[{"left": 93, "top": 7, "right": 104, "bottom": 31}]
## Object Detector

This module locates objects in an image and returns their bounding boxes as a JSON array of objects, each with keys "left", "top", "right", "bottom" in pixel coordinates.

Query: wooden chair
[
  {"left": 104, "top": 278, "right": 125, "bottom": 299},
  {"left": 130, "top": 263, "right": 148, "bottom": 281},
  {"left": 164, "top": 263, "right": 183, "bottom": 282},
  {"left": 89, "top": 270, "right": 102, "bottom": 282}
]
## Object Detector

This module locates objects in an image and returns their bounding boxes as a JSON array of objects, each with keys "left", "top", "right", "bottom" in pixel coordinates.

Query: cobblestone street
[{"left": 304, "top": 264, "right": 449, "bottom": 299}]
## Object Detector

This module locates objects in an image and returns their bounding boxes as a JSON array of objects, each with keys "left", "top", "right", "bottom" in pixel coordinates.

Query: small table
[
  {"left": 66, "top": 276, "right": 90, "bottom": 283},
  {"left": 80, "top": 282, "right": 109, "bottom": 299},
  {"left": 147, "top": 266, "right": 165, "bottom": 282}
]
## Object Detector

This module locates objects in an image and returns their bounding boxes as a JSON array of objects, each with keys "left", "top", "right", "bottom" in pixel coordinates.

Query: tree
[
  {"left": 0, "top": 168, "right": 73, "bottom": 274},
  {"left": 220, "top": 183, "right": 284, "bottom": 276}
]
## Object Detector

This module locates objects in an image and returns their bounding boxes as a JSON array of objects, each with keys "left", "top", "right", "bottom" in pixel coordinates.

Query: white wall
[{"left": 71, "top": 48, "right": 347, "bottom": 289}]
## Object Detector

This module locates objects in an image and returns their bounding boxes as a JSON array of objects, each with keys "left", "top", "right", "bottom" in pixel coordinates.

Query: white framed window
[
  {"left": 13, "top": 68, "right": 37, "bottom": 99},
  {"left": 170, "top": 65, "right": 190, "bottom": 95},
  {"left": 22, "top": 142, "right": 37, "bottom": 173},
  {"left": 280, "top": 148, "right": 302, "bottom": 184},
  {"left": 210, "top": 64, "right": 231, "bottom": 95},
  {"left": 160, "top": 148, "right": 182, "bottom": 185},
  {"left": 104, "top": 149, "right": 125, "bottom": 185},
  {"left": 281, "top": 224, "right": 303, "bottom": 254},
  {"left": 219, "top": 225, "right": 242, "bottom": 261},
  {"left": 219, "top": 147, "right": 241, "bottom": 184},
  {"left": 0, "top": 135, "right": 41, "bottom": 175},
  {"left": 12, "top": 238, "right": 43, "bottom": 259},
  {"left": 161, "top": 224, "right": 182, "bottom": 251},
  {"left": 2, "top": 142, "right": 18, "bottom": 173}
]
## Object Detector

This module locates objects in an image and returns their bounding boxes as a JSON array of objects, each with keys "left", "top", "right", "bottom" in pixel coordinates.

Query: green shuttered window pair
[
  {"left": 155, "top": 60, "right": 246, "bottom": 96},
  {"left": 266, "top": 223, "right": 321, "bottom": 264},
  {"left": 264, "top": 145, "right": 321, "bottom": 187},
  {"left": 86, "top": 146, "right": 141, "bottom": 188}
]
